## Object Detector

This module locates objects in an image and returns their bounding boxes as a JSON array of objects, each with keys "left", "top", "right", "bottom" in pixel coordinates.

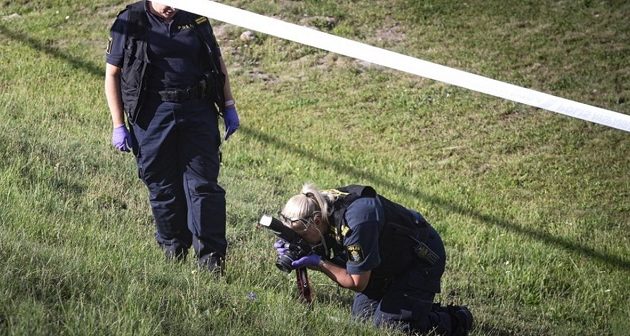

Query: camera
[{"left": 258, "top": 215, "right": 312, "bottom": 273}]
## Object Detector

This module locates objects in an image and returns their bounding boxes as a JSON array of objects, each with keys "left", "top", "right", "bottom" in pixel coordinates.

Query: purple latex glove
[
  {"left": 274, "top": 239, "right": 288, "bottom": 255},
  {"left": 291, "top": 254, "right": 321, "bottom": 269},
  {"left": 223, "top": 105, "right": 240, "bottom": 141},
  {"left": 111, "top": 125, "right": 131, "bottom": 152}
]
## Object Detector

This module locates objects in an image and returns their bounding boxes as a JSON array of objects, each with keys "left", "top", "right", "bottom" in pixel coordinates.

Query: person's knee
[
  {"left": 147, "top": 183, "right": 179, "bottom": 203},
  {"left": 373, "top": 309, "right": 414, "bottom": 333},
  {"left": 185, "top": 176, "right": 224, "bottom": 196},
  {"left": 351, "top": 293, "right": 378, "bottom": 322}
]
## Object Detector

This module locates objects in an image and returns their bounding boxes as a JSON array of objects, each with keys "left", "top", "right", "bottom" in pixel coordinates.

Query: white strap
[{"left": 156, "top": 0, "right": 630, "bottom": 133}]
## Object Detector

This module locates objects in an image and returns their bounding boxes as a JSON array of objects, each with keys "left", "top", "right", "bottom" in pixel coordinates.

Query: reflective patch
[
  {"left": 177, "top": 24, "right": 193, "bottom": 31},
  {"left": 331, "top": 227, "right": 343, "bottom": 243},
  {"left": 341, "top": 224, "right": 351, "bottom": 237},
  {"left": 106, "top": 37, "right": 112, "bottom": 55},
  {"left": 324, "top": 188, "right": 350, "bottom": 198},
  {"left": 195, "top": 16, "right": 208, "bottom": 25},
  {"left": 347, "top": 244, "right": 364, "bottom": 263}
]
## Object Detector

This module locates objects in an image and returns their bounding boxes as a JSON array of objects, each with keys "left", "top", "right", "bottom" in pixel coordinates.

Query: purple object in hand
[
  {"left": 291, "top": 254, "right": 321, "bottom": 269},
  {"left": 111, "top": 125, "right": 131, "bottom": 152},
  {"left": 223, "top": 105, "right": 240, "bottom": 140}
]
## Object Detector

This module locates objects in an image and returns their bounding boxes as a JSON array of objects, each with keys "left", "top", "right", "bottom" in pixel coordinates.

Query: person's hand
[
  {"left": 223, "top": 105, "right": 240, "bottom": 141},
  {"left": 291, "top": 254, "right": 321, "bottom": 269},
  {"left": 274, "top": 239, "right": 288, "bottom": 255},
  {"left": 112, "top": 125, "right": 131, "bottom": 152}
]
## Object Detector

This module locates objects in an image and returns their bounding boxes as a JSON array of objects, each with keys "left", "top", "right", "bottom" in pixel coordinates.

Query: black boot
[
  {"left": 446, "top": 305, "right": 473, "bottom": 336},
  {"left": 163, "top": 246, "right": 188, "bottom": 262},
  {"left": 198, "top": 252, "right": 225, "bottom": 276}
]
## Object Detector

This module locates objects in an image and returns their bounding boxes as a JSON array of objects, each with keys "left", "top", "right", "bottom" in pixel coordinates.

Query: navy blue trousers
[
  {"left": 351, "top": 225, "right": 452, "bottom": 333},
  {"left": 130, "top": 94, "right": 227, "bottom": 259}
]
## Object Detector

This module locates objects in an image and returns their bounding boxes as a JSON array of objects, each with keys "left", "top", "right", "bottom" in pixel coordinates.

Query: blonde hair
[{"left": 281, "top": 183, "right": 333, "bottom": 227}]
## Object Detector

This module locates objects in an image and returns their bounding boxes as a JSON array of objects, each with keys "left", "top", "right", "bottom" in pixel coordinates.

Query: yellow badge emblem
[{"left": 347, "top": 244, "right": 364, "bottom": 263}]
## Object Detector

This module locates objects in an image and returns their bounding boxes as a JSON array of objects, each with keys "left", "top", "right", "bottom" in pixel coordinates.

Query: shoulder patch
[
  {"left": 195, "top": 16, "right": 208, "bottom": 25},
  {"left": 347, "top": 244, "right": 364, "bottom": 263},
  {"left": 106, "top": 37, "right": 112, "bottom": 55},
  {"left": 324, "top": 188, "right": 350, "bottom": 198}
]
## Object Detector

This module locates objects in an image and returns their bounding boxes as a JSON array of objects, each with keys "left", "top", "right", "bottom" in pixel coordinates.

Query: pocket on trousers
[{"left": 135, "top": 159, "right": 145, "bottom": 181}]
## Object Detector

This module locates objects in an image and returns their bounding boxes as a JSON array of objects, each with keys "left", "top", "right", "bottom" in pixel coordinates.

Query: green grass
[{"left": 1, "top": 0, "right": 629, "bottom": 335}]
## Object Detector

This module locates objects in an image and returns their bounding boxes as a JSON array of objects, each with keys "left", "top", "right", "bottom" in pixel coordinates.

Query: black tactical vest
[
  {"left": 119, "top": 1, "right": 225, "bottom": 123},
  {"left": 328, "top": 185, "right": 430, "bottom": 297}
]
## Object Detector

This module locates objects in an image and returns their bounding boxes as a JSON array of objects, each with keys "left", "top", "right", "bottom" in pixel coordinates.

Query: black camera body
[{"left": 259, "top": 215, "right": 312, "bottom": 272}]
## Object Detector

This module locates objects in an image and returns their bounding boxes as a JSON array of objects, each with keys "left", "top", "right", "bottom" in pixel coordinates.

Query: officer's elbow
[
  {"left": 348, "top": 282, "right": 368, "bottom": 293},
  {"left": 347, "top": 271, "right": 370, "bottom": 292}
]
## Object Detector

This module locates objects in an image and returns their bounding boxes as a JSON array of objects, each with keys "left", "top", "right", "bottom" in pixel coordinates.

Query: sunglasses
[{"left": 278, "top": 212, "right": 320, "bottom": 232}]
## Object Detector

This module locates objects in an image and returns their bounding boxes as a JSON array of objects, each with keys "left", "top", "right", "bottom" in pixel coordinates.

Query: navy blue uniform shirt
[
  {"left": 343, "top": 197, "right": 385, "bottom": 275},
  {"left": 107, "top": 2, "right": 208, "bottom": 90}
]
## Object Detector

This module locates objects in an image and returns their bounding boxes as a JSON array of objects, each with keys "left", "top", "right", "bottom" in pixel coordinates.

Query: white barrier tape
[{"left": 156, "top": 0, "right": 630, "bottom": 133}]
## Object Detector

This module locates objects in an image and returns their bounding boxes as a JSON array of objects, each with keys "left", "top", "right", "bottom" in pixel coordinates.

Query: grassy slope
[{"left": 0, "top": 0, "right": 628, "bottom": 335}]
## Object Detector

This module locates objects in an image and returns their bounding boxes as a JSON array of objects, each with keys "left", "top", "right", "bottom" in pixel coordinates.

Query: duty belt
[{"left": 154, "top": 80, "right": 207, "bottom": 102}]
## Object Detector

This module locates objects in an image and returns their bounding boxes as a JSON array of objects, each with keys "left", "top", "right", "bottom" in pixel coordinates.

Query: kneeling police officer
[{"left": 274, "top": 184, "right": 473, "bottom": 335}]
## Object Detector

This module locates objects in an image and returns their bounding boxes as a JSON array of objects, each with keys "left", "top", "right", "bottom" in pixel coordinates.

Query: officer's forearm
[
  {"left": 318, "top": 260, "right": 370, "bottom": 292},
  {"left": 219, "top": 56, "right": 234, "bottom": 103},
  {"left": 104, "top": 64, "right": 125, "bottom": 127}
]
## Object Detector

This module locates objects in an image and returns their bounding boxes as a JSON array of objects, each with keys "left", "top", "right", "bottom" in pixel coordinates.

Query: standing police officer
[
  {"left": 274, "top": 184, "right": 474, "bottom": 335},
  {"left": 105, "top": 1, "right": 239, "bottom": 273}
]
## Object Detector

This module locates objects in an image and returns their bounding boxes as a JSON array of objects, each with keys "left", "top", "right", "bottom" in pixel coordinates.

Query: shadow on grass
[
  {"left": 0, "top": 23, "right": 103, "bottom": 78},
  {"left": 474, "top": 323, "right": 519, "bottom": 336},
  {"left": 2, "top": 23, "right": 628, "bottom": 272},
  {"left": 243, "top": 127, "right": 630, "bottom": 271}
]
